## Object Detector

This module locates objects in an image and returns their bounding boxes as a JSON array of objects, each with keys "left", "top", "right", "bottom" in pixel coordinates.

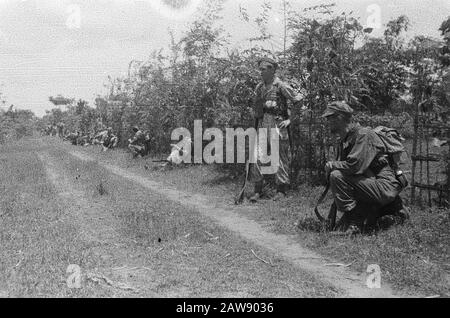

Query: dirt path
[
  {"left": 37, "top": 151, "right": 162, "bottom": 297},
  {"left": 34, "top": 145, "right": 339, "bottom": 297},
  {"left": 68, "top": 150, "right": 405, "bottom": 298}
]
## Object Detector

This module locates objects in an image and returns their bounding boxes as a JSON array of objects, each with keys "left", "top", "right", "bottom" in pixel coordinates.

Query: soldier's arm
[
  {"left": 131, "top": 131, "right": 144, "bottom": 144},
  {"left": 279, "top": 82, "right": 304, "bottom": 127},
  {"left": 279, "top": 82, "right": 303, "bottom": 109},
  {"left": 330, "top": 131, "right": 380, "bottom": 175},
  {"left": 129, "top": 134, "right": 137, "bottom": 144}
]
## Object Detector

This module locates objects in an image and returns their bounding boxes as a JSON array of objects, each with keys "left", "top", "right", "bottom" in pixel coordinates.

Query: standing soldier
[
  {"left": 66, "top": 131, "right": 79, "bottom": 145},
  {"left": 249, "top": 57, "right": 303, "bottom": 202},
  {"left": 57, "top": 122, "right": 65, "bottom": 138}
]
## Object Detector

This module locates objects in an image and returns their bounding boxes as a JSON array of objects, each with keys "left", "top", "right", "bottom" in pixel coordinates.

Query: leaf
[{"left": 363, "top": 27, "right": 373, "bottom": 34}]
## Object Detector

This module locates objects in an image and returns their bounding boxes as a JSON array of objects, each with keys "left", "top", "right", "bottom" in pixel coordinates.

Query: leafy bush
[
  {"left": 0, "top": 106, "right": 35, "bottom": 143},
  {"left": 37, "top": 3, "right": 448, "bottom": 186}
]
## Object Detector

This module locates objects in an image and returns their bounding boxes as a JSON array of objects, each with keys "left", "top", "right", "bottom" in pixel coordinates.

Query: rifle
[
  {"left": 313, "top": 173, "right": 337, "bottom": 231},
  {"left": 287, "top": 125, "right": 294, "bottom": 185},
  {"left": 235, "top": 117, "right": 259, "bottom": 205},
  {"left": 313, "top": 142, "right": 341, "bottom": 231}
]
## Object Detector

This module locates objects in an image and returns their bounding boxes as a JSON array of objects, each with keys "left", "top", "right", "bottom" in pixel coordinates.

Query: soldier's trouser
[
  {"left": 329, "top": 167, "right": 402, "bottom": 214},
  {"left": 128, "top": 144, "right": 145, "bottom": 155},
  {"left": 250, "top": 114, "right": 290, "bottom": 193},
  {"left": 104, "top": 137, "right": 118, "bottom": 148}
]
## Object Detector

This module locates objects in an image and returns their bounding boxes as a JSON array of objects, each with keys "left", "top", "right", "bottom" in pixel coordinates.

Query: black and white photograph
[{"left": 0, "top": 0, "right": 449, "bottom": 301}]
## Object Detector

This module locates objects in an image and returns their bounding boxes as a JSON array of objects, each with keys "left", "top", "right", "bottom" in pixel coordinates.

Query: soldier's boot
[
  {"left": 272, "top": 184, "right": 288, "bottom": 201},
  {"left": 334, "top": 212, "right": 360, "bottom": 235},
  {"left": 249, "top": 181, "right": 264, "bottom": 203},
  {"left": 392, "top": 196, "right": 410, "bottom": 224},
  {"left": 376, "top": 215, "right": 397, "bottom": 230},
  {"left": 335, "top": 203, "right": 369, "bottom": 235},
  {"left": 377, "top": 196, "right": 410, "bottom": 230}
]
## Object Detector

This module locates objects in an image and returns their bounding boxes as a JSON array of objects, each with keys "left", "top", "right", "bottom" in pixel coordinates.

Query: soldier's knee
[
  {"left": 383, "top": 191, "right": 398, "bottom": 205},
  {"left": 329, "top": 170, "right": 344, "bottom": 183}
]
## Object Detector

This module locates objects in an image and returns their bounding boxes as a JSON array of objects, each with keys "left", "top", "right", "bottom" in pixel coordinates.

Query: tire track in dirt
[
  {"left": 68, "top": 150, "right": 408, "bottom": 298},
  {"left": 37, "top": 151, "right": 162, "bottom": 297}
]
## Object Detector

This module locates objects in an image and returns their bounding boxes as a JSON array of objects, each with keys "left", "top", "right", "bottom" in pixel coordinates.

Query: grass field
[
  {"left": 0, "top": 138, "right": 339, "bottom": 297},
  {"left": 68, "top": 138, "right": 450, "bottom": 297},
  {"left": 0, "top": 141, "right": 105, "bottom": 297},
  {"left": 1, "top": 136, "right": 448, "bottom": 297}
]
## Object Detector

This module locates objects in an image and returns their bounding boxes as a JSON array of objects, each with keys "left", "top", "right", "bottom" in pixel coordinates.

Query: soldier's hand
[
  {"left": 279, "top": 119, "right": 291, "bottom": 129},
  {"left": 325, "top": 161, "right": 333, "bottom": 177}
]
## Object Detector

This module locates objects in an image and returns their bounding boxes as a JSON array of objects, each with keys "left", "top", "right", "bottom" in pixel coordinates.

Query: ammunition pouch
[{"left": 396, "top": 173, "right": 408, "bottom": 190}]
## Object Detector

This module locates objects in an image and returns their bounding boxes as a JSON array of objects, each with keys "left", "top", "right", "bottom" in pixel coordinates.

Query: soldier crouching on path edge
[
  {"left": 322, "top": 101, "right": 410, "bottom": 234},
  {"left": 102, "top": 127, "right": 119, "bottom": 151},
  {"left": 128, "top": 126, "right": 147, "bottom": 158},
  {"left": 248, "top": 57, "right": 303, "bottom": 202}
]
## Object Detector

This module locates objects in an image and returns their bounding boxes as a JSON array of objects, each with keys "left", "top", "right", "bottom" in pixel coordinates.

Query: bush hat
[
  {"left": 322, "top": 101, "right": 354, "bottom": 118},
  {"left": 257, "top": 57, "right": 278, "bottom": 69}
]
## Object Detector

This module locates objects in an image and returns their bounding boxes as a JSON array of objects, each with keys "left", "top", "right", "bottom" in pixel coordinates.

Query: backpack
[{"left": 373, "top": 126, "right": 407, "bottom": 170}]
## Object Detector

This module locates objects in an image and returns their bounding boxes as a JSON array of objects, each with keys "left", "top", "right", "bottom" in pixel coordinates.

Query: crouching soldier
[
  {"left": 93, "top": 129, "right": 107, "bottom": 145},
  {"left": 128, "top": 126, "right": 147, "bottom": 158},
  {"left": 67, "top": 131, "right": 80, "bottom": 145},
  {"left": 322, "top": 101, "right": 409, "bottom": 234},
  {"left": 101, "top": 127, "right": 118, "bottom": 151}
]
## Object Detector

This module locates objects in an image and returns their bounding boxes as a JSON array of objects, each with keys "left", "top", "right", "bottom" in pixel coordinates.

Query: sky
[{"left": 0, "top": 0, "right": 449, "bottom": 117}]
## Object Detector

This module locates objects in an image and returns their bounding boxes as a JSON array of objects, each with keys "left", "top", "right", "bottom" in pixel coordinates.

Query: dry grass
[
  {"left": 0, "top": 144, "right": 114, "bottom": 297},
  {"left": 56, "top": 147, "right": 337, "bottom": 297},
  {"left": 0, "top": 138, "right": 338, "bottom": 297},
  {"left": 69, "top": 140, "right": 450, "bottom": 297}
]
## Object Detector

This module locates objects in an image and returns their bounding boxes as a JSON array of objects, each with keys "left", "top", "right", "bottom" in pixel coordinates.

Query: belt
[{"left": 263, "top": 106, "right": 284, "bottom": 117}]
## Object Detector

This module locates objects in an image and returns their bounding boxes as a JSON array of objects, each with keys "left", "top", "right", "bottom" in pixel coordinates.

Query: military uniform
[
  {"left": 323, "top": 101, "right": 407, "bottom": 231},
  {"left": 67, "top": 132, "right": 79, "bottom": 145},
  {"left": 94, "top": 130, "right": 108, "bottom": 145},
  {"left": 57, "top": 123, "right": 65, "bottom": 138},
  {"left": 128, "top": 129, "right": 147, "bottom": 157},
  {"left": 250, "top": 77, "right": 302, "bottom": 196},
  {"left": 329, "top": 124, "right": 402, "bottom": 214},
  {"left": 102, "top": 131, "right": 118, "bottom": 149}
]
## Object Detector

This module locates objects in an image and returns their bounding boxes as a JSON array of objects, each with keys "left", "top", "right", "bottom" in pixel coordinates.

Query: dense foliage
[
  {"left": 35, "top": 2, "right": 448, "bottom": 184},
  {"left": 0, "top": 105, "right": 36, "bottom": 144}
]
